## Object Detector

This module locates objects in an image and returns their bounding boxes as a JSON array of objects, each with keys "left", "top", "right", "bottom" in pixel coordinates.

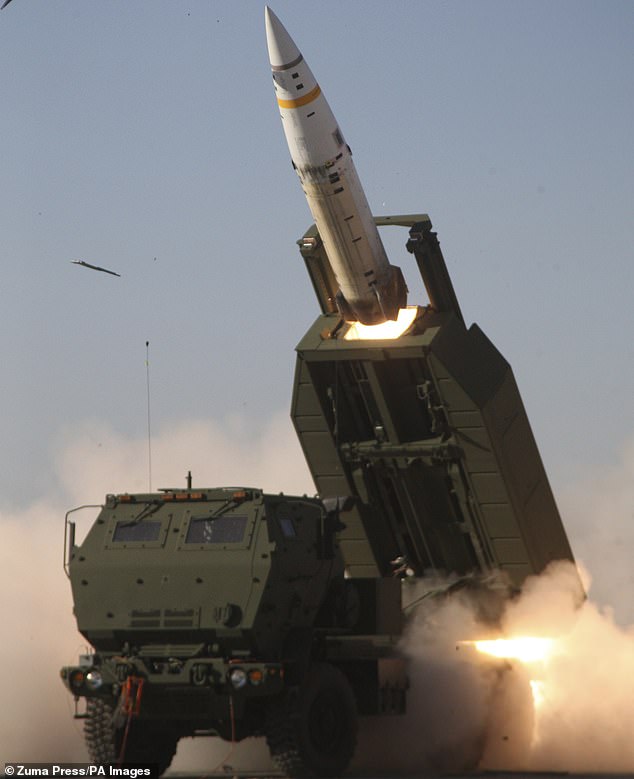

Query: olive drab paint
[{"left": 293, "top": 215, "right": 578, "bottom": 587}]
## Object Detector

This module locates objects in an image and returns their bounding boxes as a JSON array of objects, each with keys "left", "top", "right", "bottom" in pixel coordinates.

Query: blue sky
[{"left": 0, "top": 0, "right": 632, "bottom": 507}]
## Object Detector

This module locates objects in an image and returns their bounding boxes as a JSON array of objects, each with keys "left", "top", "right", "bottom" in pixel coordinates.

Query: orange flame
[
  {"left": 473, "top": 637, "right": 554, "bottom": 664},
  {"left": 343, "top": 306, "right": 418, "bottom": 341}
]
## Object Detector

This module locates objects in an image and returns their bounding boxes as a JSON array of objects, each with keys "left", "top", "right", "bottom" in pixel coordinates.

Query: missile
[
  {"left": 71, "top": 260, "right": 121, "bottom": 277},
  {"left": 265, "top": 7, "right": 407, "bottom": 325}
]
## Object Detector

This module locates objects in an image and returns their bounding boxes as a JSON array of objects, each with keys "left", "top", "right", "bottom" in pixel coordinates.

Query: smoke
[
  {"left": 56, "top": 411, "right": 313, "bottom": 503},
  {"left": 3, "top": 416, "right": 634, "bottom": 773},
  {"left": 352, "top": 593, "right": 505, "bottom": 775},
  {"left": 559, "top": 435, "right": 634, "bottom": 625},
  {"left": 352, "top": 558, "right": 634, "bottom": 775},
  {"left": 0, "top": 500, "right": 89, "bottom": 762},
  {"left": 502, "top": 563, "right": 634, "bottom": 772}
]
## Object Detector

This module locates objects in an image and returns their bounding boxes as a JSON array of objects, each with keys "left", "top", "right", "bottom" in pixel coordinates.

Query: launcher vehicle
[{"left": 61, "top": 215, "right": 577, "bottom": 777}]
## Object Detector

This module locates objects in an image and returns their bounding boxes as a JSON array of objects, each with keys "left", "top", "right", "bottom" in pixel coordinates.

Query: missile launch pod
[{"left": 294, "top": 214, "right": 575, "bottom": 585}]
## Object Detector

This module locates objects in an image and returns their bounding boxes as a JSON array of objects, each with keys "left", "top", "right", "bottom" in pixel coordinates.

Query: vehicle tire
[
  {"left": 84, "top": 699, "right": 117, "bottom": 764},
  {"left": 84, "top": 698, "right": 179, "bottom": 775},
  {"left": 265, "top": 663, "right": 358, "bottom": 778}
]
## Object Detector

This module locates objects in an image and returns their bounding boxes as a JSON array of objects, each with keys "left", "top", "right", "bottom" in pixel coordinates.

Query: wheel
[
  {"left": 84, "top": 699, "right": 117, "bottom": 764},
  {"left": 265, "top": 663, "right": 358, "bottom": 777},
  {"left": 84, "top": 698, "right": 179, "bottom": 775}
]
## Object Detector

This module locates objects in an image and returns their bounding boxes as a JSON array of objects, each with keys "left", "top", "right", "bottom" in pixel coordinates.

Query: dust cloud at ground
[
  {"left": 170, "top": 736, "right": 274, "bottom": 775},
  {"left": 496, "top": 558, "right": 634, "bottom": 773},
  {"left": 352, "top": 594, "right": 502, "bottom": 775},
  {"left": 354, "top": 556, "right": 634, "bottom": 774},
  {"left": 0, "top": 501, "right": 90, "bottom": 762},
  {"left": 2, "top": 420, "right": 634, "bottom": 772}
]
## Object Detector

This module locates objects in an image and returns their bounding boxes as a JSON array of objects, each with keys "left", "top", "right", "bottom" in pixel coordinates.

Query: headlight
[
  {"left": 85, "top": 670, "right": 103, "bottom": 691},
  {"left": 228, "top": 668, "right": 247, "bottom": 689}
]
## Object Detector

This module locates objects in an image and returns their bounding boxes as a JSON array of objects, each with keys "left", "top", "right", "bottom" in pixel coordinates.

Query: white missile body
[{"left": 265, "top": 7, "right": 407, "bottom": 325}]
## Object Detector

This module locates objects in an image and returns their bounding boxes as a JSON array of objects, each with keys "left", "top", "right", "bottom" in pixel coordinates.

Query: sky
[
  {"left": 0, "top": 0, "right": 633, "bottom": 766},
  {"left": 0, "top": 0, "right": 631, "bottom": 506}
]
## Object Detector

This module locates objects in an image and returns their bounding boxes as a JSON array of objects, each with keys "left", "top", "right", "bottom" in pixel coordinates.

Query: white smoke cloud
[
  {"left": 559, "top": 436, "right": 634, "bottom": 625},
  {"left": 56, "top": 411, "right": 313, "bottom": 505},
  {"left": 0, "top": 501, "right": 90, "bottom": 762},
  {"left": 352, "top": 594, "right": 506, "bottom": 775},
  {"left": 503, "top": 566, "right": 634, "bottom": 772},
  {"left": 353, "top": 558, "right": 634, "bottom": 775}
]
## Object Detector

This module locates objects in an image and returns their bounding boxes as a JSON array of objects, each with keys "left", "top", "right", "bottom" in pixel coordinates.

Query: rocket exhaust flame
[
  {"left": 529, "top": 679, "right": 546, "bottom": 709},
  {"left": 343, "top": 306, "right": 418, "bottom": 340},
  {"left": 472, "top": 636, "right": 555, "bottom": 664},
  {"left": 468, "top": 636, "right": 555, "bottom": 714}
]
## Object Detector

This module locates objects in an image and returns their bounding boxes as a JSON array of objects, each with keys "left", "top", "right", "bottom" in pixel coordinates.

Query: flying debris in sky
[
  {"left": 71, "top": 260, "right": 121, "bottom": 277},
  {"left": 1, "top": 0, "right": 15, "bottom": 9}
]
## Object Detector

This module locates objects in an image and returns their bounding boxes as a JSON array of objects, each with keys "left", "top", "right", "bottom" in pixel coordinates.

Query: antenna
[{"left": 145, "top": 340, "right": 152, "bottom": 492}]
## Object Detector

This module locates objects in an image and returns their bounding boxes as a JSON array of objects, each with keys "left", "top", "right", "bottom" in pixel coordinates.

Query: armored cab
[
  {"left": 66, "top": 488, "right": 340, "bottom": 658},
  {"left": 292, "top": 215, "right": 576, "bottom": 588}
]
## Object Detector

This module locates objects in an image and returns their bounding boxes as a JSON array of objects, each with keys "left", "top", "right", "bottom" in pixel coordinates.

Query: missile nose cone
[{"left": 265, "top": 6, "right": 301, "bottom": 69}]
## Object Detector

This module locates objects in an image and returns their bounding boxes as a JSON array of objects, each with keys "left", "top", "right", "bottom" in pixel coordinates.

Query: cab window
[{"left": 185, "top": 514, "right": 248, "bottom": 544}]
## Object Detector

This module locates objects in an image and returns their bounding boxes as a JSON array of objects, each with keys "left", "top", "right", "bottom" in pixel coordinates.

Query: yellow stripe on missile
[{"left": 277, "top": 84, "right": 321, "bottom": 109}]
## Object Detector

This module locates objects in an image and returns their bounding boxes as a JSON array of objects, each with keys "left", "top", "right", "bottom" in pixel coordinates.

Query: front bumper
[{"left": 60, "top": 655, "right": 285, "bottom": 703}]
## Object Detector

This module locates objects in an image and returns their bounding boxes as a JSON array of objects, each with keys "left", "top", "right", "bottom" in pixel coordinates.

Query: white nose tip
[{"left": 265, "top": 6, "right": 302, "bottom": 69}]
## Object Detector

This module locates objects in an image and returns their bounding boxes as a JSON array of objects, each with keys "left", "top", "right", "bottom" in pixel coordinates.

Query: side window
[
  {"left": 113, "top": 520, "right": 162, "bottom": 543},
  {"left": 274, "top": 502, "right": 306, "bottom": 541},
  {"left": 185, "top": 514, "right": 248, "bottom": 545},
  {"left": 279, "top": 517, "right": 297, "bottom": 539}
]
